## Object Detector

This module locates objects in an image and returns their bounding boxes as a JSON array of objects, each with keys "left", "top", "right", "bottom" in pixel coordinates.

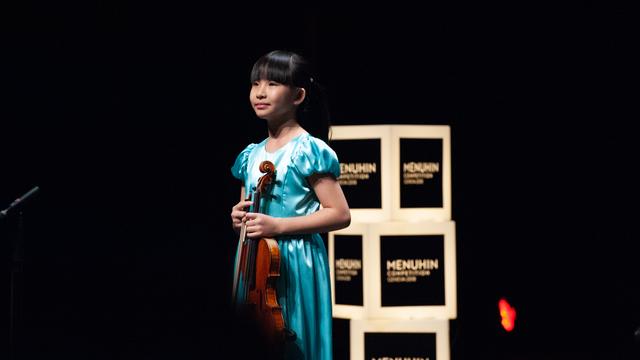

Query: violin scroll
[{"left": 256, "top": 160, "right": 276, "bottom": 193}]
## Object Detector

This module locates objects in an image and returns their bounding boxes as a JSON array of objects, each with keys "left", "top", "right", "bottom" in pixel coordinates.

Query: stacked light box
[{"left": 328, "top": 125, "right": 456, "bottom": 360}]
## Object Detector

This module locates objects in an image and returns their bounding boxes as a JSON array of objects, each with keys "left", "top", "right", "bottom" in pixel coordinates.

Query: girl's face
[{"left": 249, "top": 79, "right": 304, "bottom": 122}]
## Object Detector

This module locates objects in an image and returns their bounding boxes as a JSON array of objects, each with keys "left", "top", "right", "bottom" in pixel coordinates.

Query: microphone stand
[
  {"left": 0, "top": 186, "right": 39, "bottom": 220},
  {"left": 1, "top": 186, "right": 39, "bottom": 359}
]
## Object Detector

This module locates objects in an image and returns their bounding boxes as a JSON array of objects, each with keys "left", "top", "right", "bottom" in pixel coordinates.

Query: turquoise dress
[{"left": 231, "top": 133, "right": 338, "bottom": 360}]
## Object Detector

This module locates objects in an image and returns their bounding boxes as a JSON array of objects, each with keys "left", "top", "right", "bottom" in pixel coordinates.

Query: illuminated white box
[
  {"left": 329, "top": 221, "right": 457, "bottom": 320},
  {"left": 367, "top": 221, "right": 457, "bottom": 319},
  {"left": 351, "top": 318, "right": 450, "bottom": 360},
  {"left": 329, "top": 222, "right": 370, "bottom": 319},
  {"left": 329, "top": 125, "right": 392, "bottom": 222},
  {"left": 329, "top": 125, "right": 451, "bottom": 223},
  {"left": 391, "top": 125, "right": 451, "bottom": 222}
]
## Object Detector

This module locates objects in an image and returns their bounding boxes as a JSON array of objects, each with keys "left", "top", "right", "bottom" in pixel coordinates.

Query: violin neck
[{"left": 252, "top": 192, "right": 262, "bottom": 214}]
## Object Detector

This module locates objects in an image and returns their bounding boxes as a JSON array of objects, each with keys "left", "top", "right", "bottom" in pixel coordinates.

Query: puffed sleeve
[
  {"left": 230, "top": 143, "right": 257, "bottom": 181},
  {"left": 292, "top": 135, "right": 341, "bottom": 178}
]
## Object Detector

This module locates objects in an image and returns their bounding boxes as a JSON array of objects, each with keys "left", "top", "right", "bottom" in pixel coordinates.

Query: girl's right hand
[{"left": 231, "top": 200, "right": 253, "bottom": 232}]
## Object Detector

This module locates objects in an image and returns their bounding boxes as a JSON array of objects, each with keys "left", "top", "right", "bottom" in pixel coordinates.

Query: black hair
[{"left": 250, "top": 50, "right": 331, "bottom": 142}]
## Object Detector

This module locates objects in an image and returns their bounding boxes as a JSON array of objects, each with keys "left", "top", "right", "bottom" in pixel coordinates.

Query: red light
[{"left": 498, "top": 298, "right": 516, "bottom": 332}]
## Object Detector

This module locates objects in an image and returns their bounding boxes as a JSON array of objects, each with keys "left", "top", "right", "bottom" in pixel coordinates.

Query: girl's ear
[{"left": 293, "top": 87, "right": 306, "bottom": 106}]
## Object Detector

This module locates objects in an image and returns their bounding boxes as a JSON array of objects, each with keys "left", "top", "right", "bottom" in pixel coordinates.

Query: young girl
[{"left": 230, "top": 50, "right": 351, "bottom": 360}]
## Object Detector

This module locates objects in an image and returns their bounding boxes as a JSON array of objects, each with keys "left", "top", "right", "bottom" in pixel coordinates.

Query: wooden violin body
[
  {"left": 244, "top": 236, "right": 284, "bottom": 341},
  {"left": 232, "top": 160, "right": 288, "bottom": 351}
]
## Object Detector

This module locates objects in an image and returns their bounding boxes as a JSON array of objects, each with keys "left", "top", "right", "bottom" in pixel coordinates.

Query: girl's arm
[{"left": 244, "top": 174, "right": 351, "bottom": 238}]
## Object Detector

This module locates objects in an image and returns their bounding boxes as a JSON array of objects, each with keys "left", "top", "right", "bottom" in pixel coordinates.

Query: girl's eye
[{"left": 269, "top": 82, "right": 279, "bottom": 86}]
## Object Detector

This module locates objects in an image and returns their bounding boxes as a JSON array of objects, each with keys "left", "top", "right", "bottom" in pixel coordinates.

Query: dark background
[{"left": 2, "top": 2, "right": 639, "bottom": 359}]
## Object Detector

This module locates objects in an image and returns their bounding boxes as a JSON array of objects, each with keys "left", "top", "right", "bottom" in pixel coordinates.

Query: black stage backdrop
[{"left": 2, "top": 3, "right": 639, "bottom": 360}]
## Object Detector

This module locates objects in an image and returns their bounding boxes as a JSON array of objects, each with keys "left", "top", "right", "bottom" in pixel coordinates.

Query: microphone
[{"left": 0, "top": 186, "right": 40, "bottom": 219}]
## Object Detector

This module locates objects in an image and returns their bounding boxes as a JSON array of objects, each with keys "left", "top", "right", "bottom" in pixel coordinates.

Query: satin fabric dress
[{"left": 231, "top": 133, "right": 338, "bottom": 360}]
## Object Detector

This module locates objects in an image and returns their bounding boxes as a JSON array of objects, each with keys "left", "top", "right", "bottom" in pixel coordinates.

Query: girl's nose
[{"left": 255, "top": 83, "right": 267, "bottom": 98}]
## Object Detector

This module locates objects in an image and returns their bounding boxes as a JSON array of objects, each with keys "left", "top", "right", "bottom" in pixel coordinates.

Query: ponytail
[{"left": 299, "top": 78, "right": 331, "bottom": 143}]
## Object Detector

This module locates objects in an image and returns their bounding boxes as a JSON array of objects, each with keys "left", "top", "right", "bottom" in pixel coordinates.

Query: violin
[{"left": 231, "top": 160, "right": 292, "bottom": 353}]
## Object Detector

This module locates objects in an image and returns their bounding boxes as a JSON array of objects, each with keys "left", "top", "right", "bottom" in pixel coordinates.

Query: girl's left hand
[{"left": 244, "top": 212, "right": 281, "bottom": 238}]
